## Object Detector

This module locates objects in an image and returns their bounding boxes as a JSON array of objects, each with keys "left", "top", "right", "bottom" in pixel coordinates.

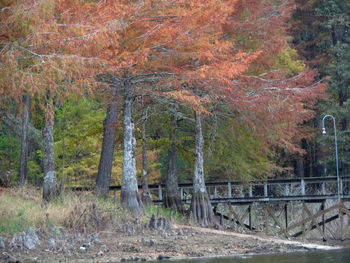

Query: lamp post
[{"left": 322, "top": 114, "right": 340, "bottom": 200}]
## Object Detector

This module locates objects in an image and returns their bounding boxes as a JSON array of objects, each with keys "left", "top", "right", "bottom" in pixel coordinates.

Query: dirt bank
[{"left": 0, "top": 222, "right": 341, "bottom": 263}]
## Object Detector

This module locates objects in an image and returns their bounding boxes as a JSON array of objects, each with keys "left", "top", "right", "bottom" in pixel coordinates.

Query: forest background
[{"left": 0, "top": 0, "right": 349, "bottom": 222}]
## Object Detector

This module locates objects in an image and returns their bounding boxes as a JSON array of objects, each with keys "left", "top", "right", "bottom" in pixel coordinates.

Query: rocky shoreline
[{"left": 0, "top": 216, "right": 341, "bottom": 263}]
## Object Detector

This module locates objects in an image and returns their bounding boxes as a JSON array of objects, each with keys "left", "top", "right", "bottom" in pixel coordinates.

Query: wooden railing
[{"left": 72, "top": 176, "right": 350, "bottom": 204}]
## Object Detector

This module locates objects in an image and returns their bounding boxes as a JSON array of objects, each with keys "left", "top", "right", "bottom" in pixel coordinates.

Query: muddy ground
[{"left": 0, "top": 221, "right": 341, "bottom": 263}]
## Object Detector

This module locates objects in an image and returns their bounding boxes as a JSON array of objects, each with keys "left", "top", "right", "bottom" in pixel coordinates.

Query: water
[{"left": 156, "top": 248, "right": 350, "bottom": 263}]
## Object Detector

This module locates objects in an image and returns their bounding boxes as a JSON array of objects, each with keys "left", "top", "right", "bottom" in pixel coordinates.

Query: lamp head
[{"left": 322, "top": 128, "right": 326, "bottom": 135}]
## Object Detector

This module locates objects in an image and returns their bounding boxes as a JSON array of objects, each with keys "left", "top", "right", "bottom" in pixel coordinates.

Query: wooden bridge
[{"left": 74, "top": 176, "right": 350, "bottom": 241}]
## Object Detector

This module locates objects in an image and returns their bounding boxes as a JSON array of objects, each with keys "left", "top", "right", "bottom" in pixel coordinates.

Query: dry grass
[
  {"left": 0, "top": 186, "right": 135, "bottom": 235},
  {"left": 0, "top": 186, "right": 184, "bottom": 236}
]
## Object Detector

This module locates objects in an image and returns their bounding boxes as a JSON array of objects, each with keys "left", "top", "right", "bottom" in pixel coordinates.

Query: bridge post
[
  {"left": 284, "top": 184, "right": 289, "bottom": 196},
  {"left": 214, "top": 187, "right": 218, "bottom": 198},
  {"left": 180, "top": 188, "right": 184, "bottom": 200},
  {"left": 248, "top": 204, "right": 252, "bottom": 230},
  {"left": 322, "top": 183, "right": 326, "bottom": 195},
  {"left": 301, "top": 179, "right": 305, "bottom": 196},
  {"left": 284, "top": 203, "right": 288, "bottom": 229},
  {"left": 264, "top": 183, "right": 268, "bottom": 197},
  {"left": 302, "top": 201, "right": 306, "bottom": 240},
  {"left": 228, "top": 182, "right": 232, "bottom": 198},
  {"left": 264, "top": 203, "right": 268, "bottom": 234},
  {"left": 249, "top": 185, "right": 253, "bottom": 198},
  {"left": 339, "top": 200, "right": 344, "bottom": 241},
  {"left": 321, "top": 201, "right": 326, "bottom": 241},
  {"left": 158, "top": 184, "right": 162, "bottom": 201},
  {"left": 340, "top": 178, "right": 343, "bottom": 196}
]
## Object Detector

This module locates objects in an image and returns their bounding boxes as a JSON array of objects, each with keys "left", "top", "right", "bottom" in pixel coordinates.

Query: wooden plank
[
  {"left": 302, "top": 201, "right": 306, "bottom": 240},
  {"left": 301, "top": 179, "right": 305, "bottom": 196},
  {"left": 249, "top": 186, "right": 253, "bottom": 198},
  {"left": 321, "top": 201, "right": 325, "bottom": 241},
  {"left": 158, "top": 184, "right": 162, "bottom": 200},
  {"left": 322, "top": 183, "right": 326, "bottom": 195},
  {"left": 339, "top": 201, "right": 344, "bottom": 241},
  {"left": 292, "top": 214, "right": 339, "bottom": 238},
  {"left": 303, "top": 203, "right": 325, "bottom": 240},
  {"left": 277, "top": 203, "right": 339, "bottom": 236},
  {"left": 264, "top": 183, "right": 268, "bottom": 197},
  {"left": 284, "top": 184, "right": 289, "bottom": 196},
  {"left": 265, "top": 205, "right": 289, "bottom": 238},
  {"left": 248, "top": 205, "right": 252, "bottom": 230},
  {"left": 229, "top": 204, "right": 252, "bottom": 232},
  {"left": 264, "top": 203, "right": 269, "bottom": 235},
  {"left": 342, "top": 203, "right": 350, "bottom": 239},
  {"left": 284, "top": 203, "right": 288, "bottom": 229},
  {"left": 228, "top": 182, "right": 232, "bottom": 198},
  {"left": 213, "top": 210, "right": 257, "bottom": 231}
]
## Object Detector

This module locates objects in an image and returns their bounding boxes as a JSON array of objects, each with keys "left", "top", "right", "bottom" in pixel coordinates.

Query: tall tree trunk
[
  {"left": 164, "top": 106, "right": 183, "bottom": 213},
  {"left": 96, "top": 82, "right": 119, "bottom": 198},
  {"left": 295, "top": 154, "right": 305, "bottom": 177},
  {"left": 121, "top": 79, "right": 144, "bottom": 214},
  {"left": 43, "top": 101, "right": 58, "bottom": 202},
  {"left": 141, "top": 109, "right": 152, "bottom": 206},
  {"left": 18, "top": 94, "right": 30, "bottom": 187},
  {"left": 190, "top": 111, "right": 217, "bottom": 226}
]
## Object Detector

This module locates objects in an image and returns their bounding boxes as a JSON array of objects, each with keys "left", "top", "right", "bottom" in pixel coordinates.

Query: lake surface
[{"left": 155, "top": 248, "right": 350, "bottom": 263}]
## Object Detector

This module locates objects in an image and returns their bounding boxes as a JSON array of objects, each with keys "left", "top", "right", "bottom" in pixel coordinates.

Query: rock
[
  {"left": 23, "top": 227, "right": 41, "bottom": 250},
  {"left": 83, "top": 242, "right": 92, "bottom": 249},
  {"left": 79, "top": 246, "right": 86, "bottom": 252},
  {"left": 97, "top": 250, "right": 104, "bottom": 256},
  {"left": 100, "top": 244, "right": 108, "bottom": 252},
  {"left": 141, "top": 237, "right": 146, "bottom": 245},
  {"left": 9, "top": 234, "right": 23, "bottom": 251},
  {"left": 48, "top": 238, "right": 56, "bottom": 248},
  {"left": 63, "top": 247, "right": 72, "bottom": 256},
  {"left": 149, "top": 239, "right": 155, "bottom": 246},
  {"left": 157, "top": 254, "right": 165, "bottom": 260},
  {"left": 0, "top": 236, "right": 5, "bottom": 249},
  {"left": 177, "top": 229, "right": 184, "bottom": 236},
  {"left": 2, "top": 252, "right": 18, "bottom": 263}
]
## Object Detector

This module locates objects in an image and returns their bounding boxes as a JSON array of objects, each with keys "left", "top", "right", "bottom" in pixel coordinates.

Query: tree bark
[
  {"left": 121, "top": 78, "right": 144, "bottom": 215},
  {"left": 18, "top": 94, "right": 30, "bottom": 187},
  {"left": 141, "top": 109, "right": 152, "bottom": 206},
  {"left": 190, "top": 111, "right": 217, "bottom": 226},
  {"left": 164, "top": 106, "right": 183, "bottom": 213},
  {"left": 43, "top": 101, "right": 58, "bottom": 202},
  {"left": 96, "top": 82, "right": 119, "bottom": 198}
]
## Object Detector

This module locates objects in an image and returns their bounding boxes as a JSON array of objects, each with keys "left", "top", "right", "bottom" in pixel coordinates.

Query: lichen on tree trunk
[
  {"left": 96, "top": 81, "right": 119, "bottom": 198},
  {"left": 164, "top": 105, "right": 183, "bottom": 213},
  {"left": 121, "top": 78, "right": 144, "bottom": 215},
  {"left": 42, "top": 101, "right": 58, "bottom": 202},
  {"left": 190, "top": 111, "right": 217, "bottom": 226}
]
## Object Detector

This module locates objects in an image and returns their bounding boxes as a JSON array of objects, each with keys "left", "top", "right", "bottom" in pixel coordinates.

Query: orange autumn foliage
[{"left": 0, "top": 0, "right": 325, "bottom": 153}]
